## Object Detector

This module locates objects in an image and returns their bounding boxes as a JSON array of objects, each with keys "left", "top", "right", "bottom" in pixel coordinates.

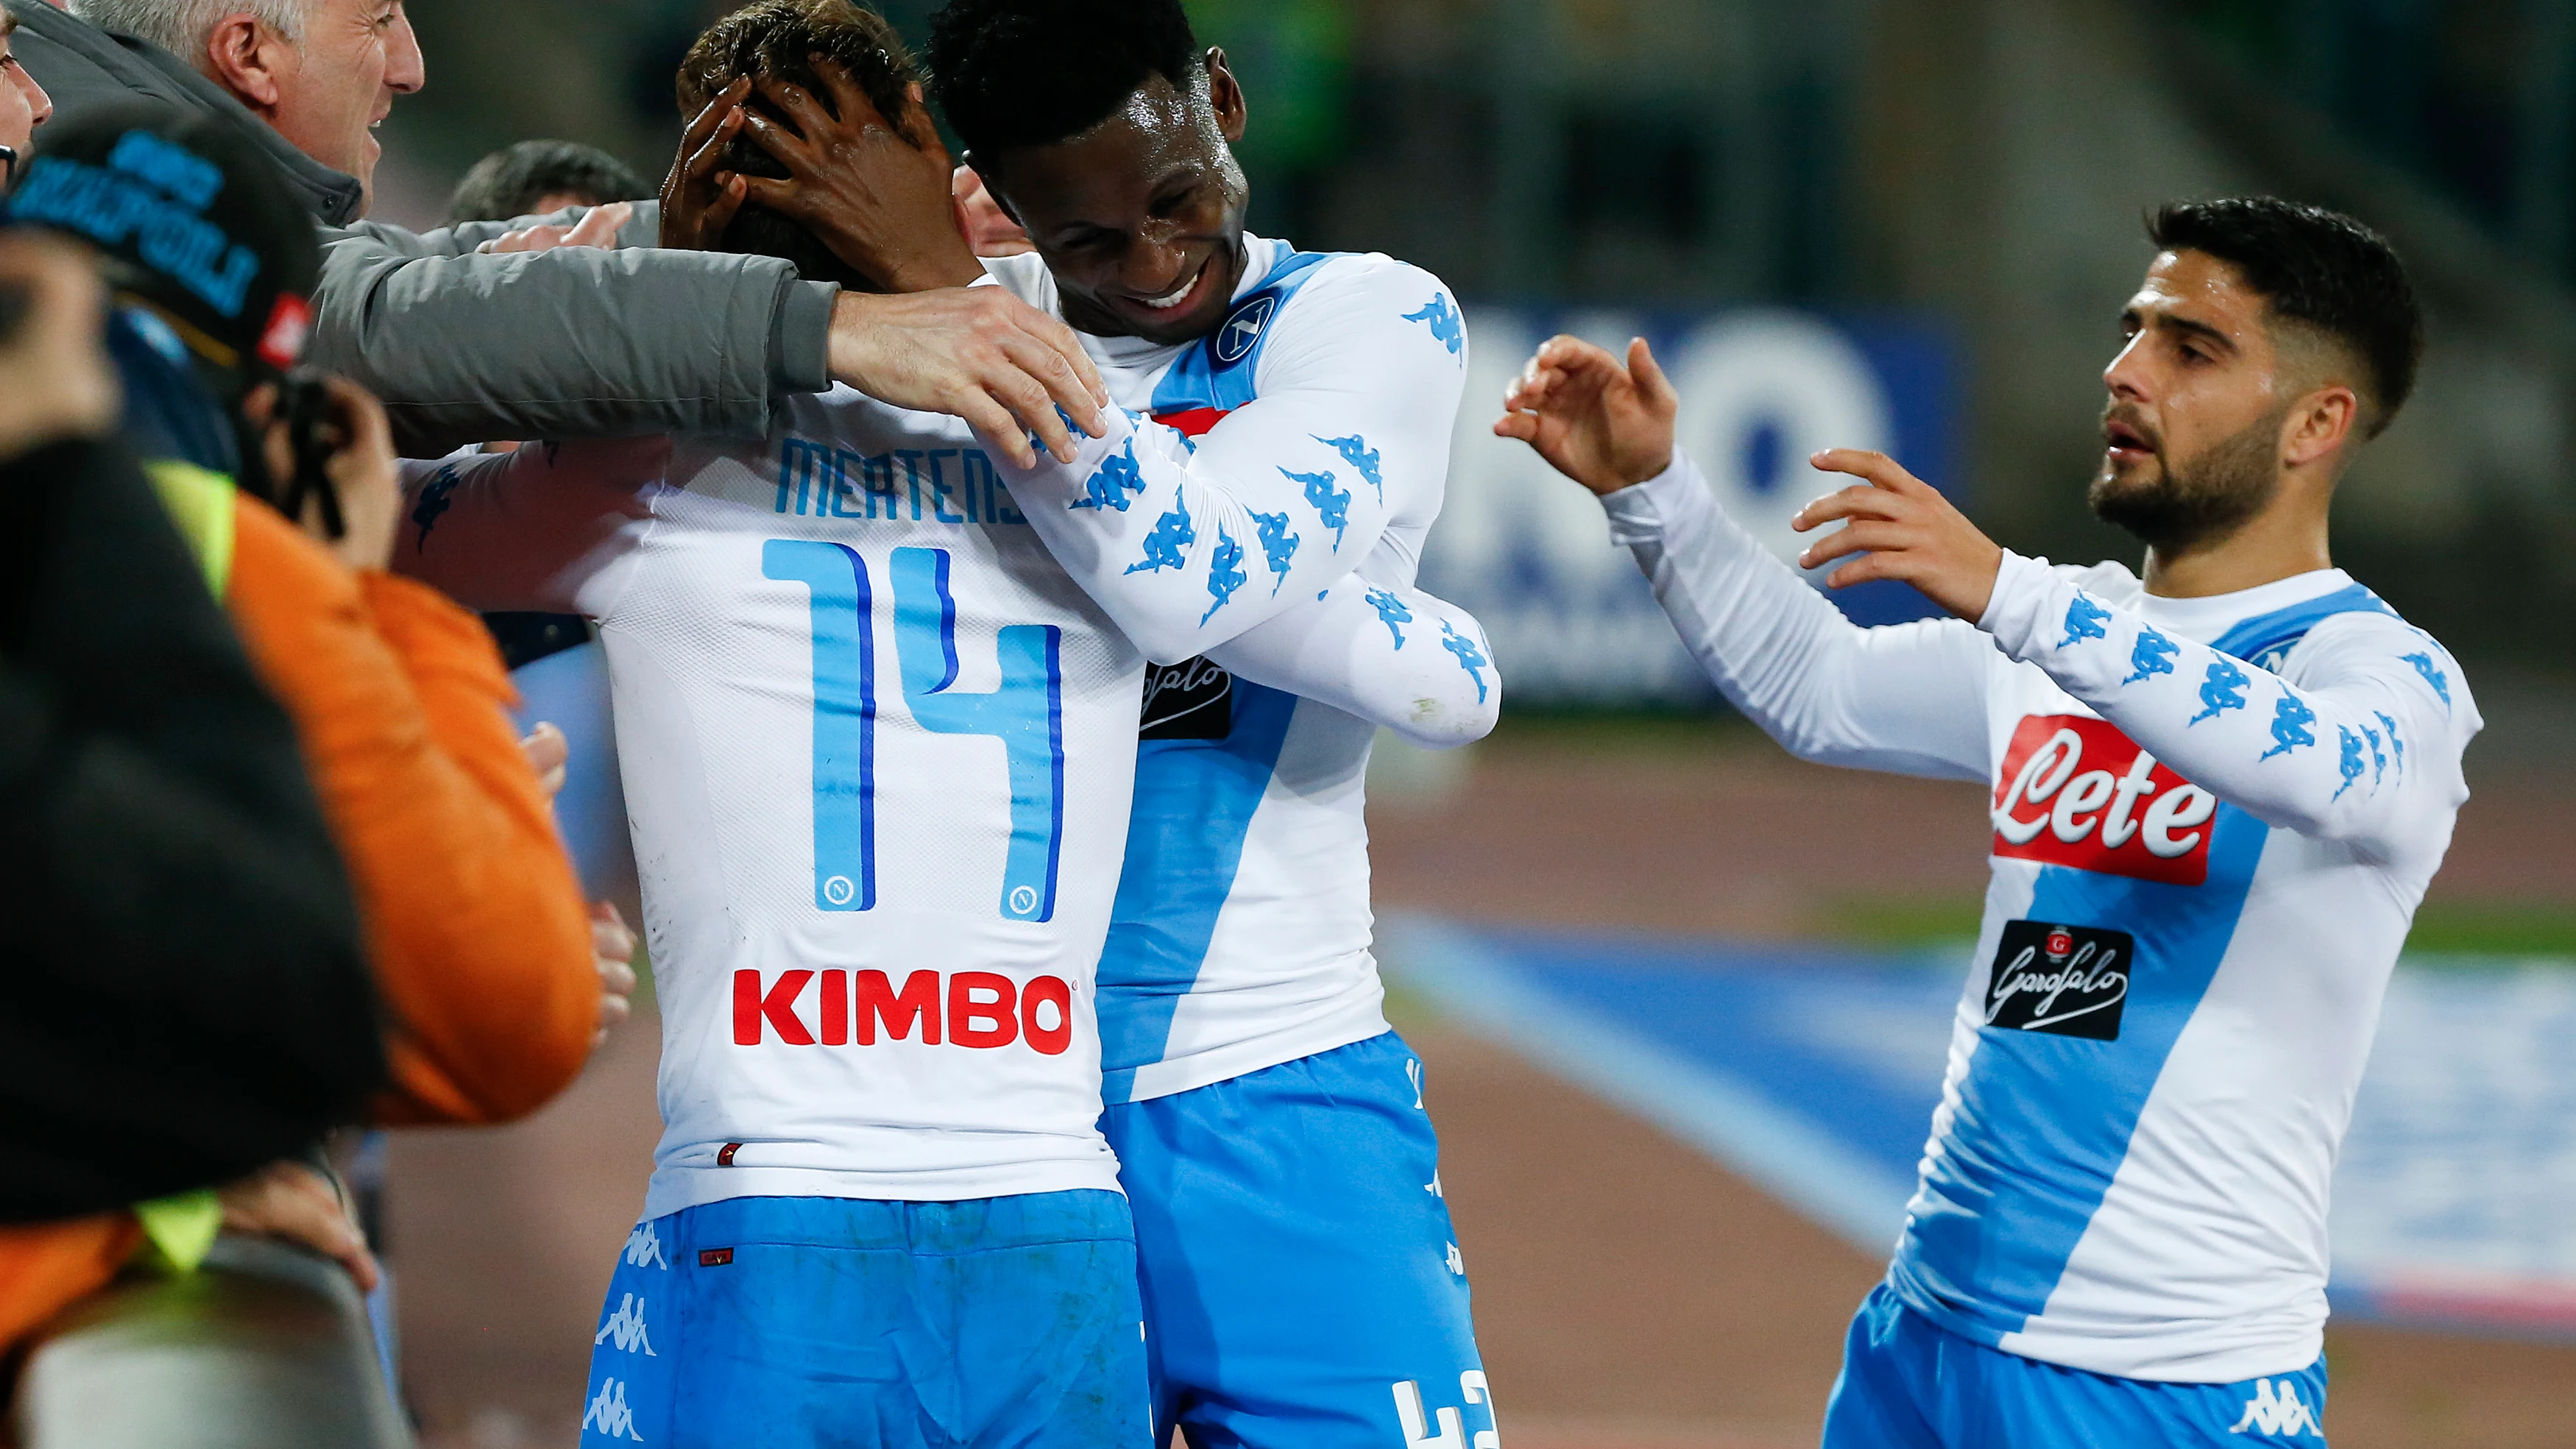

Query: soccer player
[
  {"left": 394, "top": 8, "right": 1496, "bottom": 1444},
  {"left": 1499, "top": 199, "right": 2479, "bottom": 1445},
  {"left": 851, "top": 4, "right": 1496, "bottom": 1442}
]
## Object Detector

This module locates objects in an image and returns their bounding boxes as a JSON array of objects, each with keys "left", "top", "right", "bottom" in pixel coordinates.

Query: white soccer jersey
[
  {"left": 980, "top": 235, "right": 1480, "bottom": 1103},
  {"left": 396, "top": 390, "right": 1490, "bottom": 1215},
  {"left": 1602, "top": 452, "right": 2480, "bottom": 1382}
]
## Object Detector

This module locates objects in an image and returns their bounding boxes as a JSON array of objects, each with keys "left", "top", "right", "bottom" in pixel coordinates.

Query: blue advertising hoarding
[{"left": 1423, "top": 306, "right": 1960, "bottom": 705}]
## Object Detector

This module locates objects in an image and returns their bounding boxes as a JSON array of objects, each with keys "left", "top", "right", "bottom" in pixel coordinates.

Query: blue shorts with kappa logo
[
  {"left": 1099, "top": 1030, "right": 1496, "bottom": 1449},
  {"left": 1822, "top": 1283, "right": 2330, "bottom": 1448},
  {"left": 578, "top": 1190, "right": 1149, "bottom": 1448}
]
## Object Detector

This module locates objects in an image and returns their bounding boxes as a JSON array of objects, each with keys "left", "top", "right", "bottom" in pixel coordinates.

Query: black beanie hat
[{"left": 4, "top": 102, "right": 319, "bottom": 378}]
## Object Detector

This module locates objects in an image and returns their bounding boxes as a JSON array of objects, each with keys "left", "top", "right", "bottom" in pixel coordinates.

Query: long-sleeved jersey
[
  {"left": 1602, "top": 452, "right": 2479, "bottom": 1383},
  {"left": 394, "top": 389, "right": 1487, "bottom": 1213},
  {"left": 980, "top": 236, "right": 1486, "bottom": 1102}
]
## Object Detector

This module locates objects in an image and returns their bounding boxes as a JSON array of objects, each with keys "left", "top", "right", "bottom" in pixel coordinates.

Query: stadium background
[{"left": 362, "top": 1, "right": 2576, "bottom": 1445}]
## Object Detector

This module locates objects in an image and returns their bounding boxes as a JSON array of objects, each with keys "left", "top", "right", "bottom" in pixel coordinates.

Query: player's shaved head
[
  {"left": 923, "top": 0, "right": 1252, "bottom": 346},
  {"left": 2146, "top": 199, "right": 2423, "bottom": 439},
  {"left": 925, "top": 0, "right": 1199, "bottom": 157}
]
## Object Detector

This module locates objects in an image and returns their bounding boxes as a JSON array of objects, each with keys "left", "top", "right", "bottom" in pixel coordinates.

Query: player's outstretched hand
[
  {"left": 1798, "top": 449, "right": 2004, "bottom": 623},
  {"left": 1493, "top": 334, "right": 1677, "bottom": 495},
  {"left": 216, "top": 1161, "right": 381, "bottom": 1292},
  {"left": 661, "top": 77, "right": 753, "bottom": 252},
  {"left": 828, "top": 286, "right": 1107, "bottom": 468},
  {"left": 737, "top": 62, "right": 983, "bottom": 294}
]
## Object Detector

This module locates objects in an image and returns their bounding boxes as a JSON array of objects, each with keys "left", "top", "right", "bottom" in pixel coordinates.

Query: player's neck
[{"left": 2139, "top": 491, "right": 2334, "bottom": 600}]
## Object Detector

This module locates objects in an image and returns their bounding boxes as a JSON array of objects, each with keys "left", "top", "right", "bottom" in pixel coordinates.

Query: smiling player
[{"left": 1501, "top": 199, "right": 2479, "bottom": 1446}]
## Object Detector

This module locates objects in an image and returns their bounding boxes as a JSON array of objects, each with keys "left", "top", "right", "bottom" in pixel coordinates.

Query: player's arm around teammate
[{"left": 705, "top": 58, "right": 1468, "bottom": 665}]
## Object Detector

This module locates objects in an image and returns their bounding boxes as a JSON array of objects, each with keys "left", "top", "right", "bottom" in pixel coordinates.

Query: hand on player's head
[
  {"left": 1493, "top": 335, "right": 1677, "bottom": 497},
  {"left": 733, "top": 65, "right": 983, "bottom": 294}
]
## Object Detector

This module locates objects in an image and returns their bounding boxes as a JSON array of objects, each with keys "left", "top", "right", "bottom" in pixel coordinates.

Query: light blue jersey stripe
[{"left": 1892, "top": 586, "right": 2398, "bottom": 1342}]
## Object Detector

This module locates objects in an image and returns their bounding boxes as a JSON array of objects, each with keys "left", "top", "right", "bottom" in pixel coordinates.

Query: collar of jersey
[
  {"left": 987, "top": 234, "right": 1293, "bottom": 378},
  {"left": 2130, "top": 566, "right": 2358, "bottom": 641}
]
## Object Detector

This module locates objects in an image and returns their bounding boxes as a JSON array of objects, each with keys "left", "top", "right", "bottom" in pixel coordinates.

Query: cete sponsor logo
[{"left": 1992, "top": 714, "right": 2217, "bottom": 886}]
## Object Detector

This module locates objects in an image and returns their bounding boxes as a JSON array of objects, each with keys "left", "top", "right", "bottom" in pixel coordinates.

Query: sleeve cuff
[
  {"left": 1977, "top": 548, "right": 2060, "bottom": 654},
  {"left": 1598, "top": 450, "right": 1707, "bottom": 546},
  {"left": 771, "top": 280, "right": 839, "bottom": 394}
]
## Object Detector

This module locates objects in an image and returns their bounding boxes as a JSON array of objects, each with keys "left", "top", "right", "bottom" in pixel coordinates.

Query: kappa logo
[
  {"left": 594, "top": 1293, "right": 655, "bottom": 1356},
  {"left": 582, "top": 1376, "right": 644, "bottom": 1442},
  {"left": 1392, "top": 1371, "right": 1498, "bottom": 1449},
  {"left": 1215, "top": 294, "right": 1278, "bottom": 364},
  {"left": 620, "top": 1222, "right": 668, "bottom": 1270},
  {"left": 2228, "top": 1377, "right": 2321, "bottom": 1438},
  {"left": 2058, "top": 592, "right": 2112, "bottom": 648}
]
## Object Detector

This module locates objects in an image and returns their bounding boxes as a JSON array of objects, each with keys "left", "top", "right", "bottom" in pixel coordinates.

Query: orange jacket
[
  {"left": 0, "top": 488, "right": 597, "bottom": 1357},
  {"left": 224, "top": 492, "right": 598, "bottom": 1125},
  {"left": 0, "top": 1215, "right": 141, "bottom": 1354}
]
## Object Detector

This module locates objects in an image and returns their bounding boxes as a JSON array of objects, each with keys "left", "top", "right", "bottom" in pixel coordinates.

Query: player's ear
[
  {"left": 2281, "top": 384, "right": 2358, "bottom": 472},
  {"left": 1204, "top": 48, "right": 1248, "bottom": 145}
]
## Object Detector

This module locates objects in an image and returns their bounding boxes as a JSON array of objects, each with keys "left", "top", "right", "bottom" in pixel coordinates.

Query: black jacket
[{"left": 0, "top": 433, "right": 383, "bottom": 1222}]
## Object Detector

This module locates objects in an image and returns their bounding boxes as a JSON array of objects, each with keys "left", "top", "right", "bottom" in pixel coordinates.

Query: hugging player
[
  {"left": 1502, "top": 199, "right": 2476, "bottom": 1446},
  {"left": 643, "top": 0, "right": 1505, "bottom": 1441},
  {"left": 392, "top": 2, "right": 1496, "bottom": 1445}
]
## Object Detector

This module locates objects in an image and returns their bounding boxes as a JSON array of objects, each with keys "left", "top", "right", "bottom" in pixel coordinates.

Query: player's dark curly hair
[
  {"left": 924, "top": 0, "right": 1200, "bottom": 156},
  {"left": 675, "top": 0, "right": 924, "bottom": 288},
  {"left": 2147, "top": 198, "right": 2425, "bottom": 438}
]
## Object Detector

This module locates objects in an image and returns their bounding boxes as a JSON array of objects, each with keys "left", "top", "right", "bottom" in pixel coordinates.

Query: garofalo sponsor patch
[
  {"left": 1984, "top": 920, "right": 2134, "bottom": 1041},
  {"left": 1139, "top": 656, "right": 1234, "bottom": 740}
]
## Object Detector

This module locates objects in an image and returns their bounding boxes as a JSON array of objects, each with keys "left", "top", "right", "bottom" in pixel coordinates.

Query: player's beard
[{"left": 2088, "top": 403, "right": 2285, "bottom": 555}]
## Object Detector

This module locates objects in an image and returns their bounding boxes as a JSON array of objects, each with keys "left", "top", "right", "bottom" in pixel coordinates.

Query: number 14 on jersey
[{"left": 762, "top": 540, "right": 1067, "bottom": 922}]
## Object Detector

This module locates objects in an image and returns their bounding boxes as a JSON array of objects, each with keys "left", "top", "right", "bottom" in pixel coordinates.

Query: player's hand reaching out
[
  {"left": 1493, "top": 335, "right": 1678, "bottom": 495},
  {"left": 1797, "top": 450, "right": 2004, "bottom": 623}
]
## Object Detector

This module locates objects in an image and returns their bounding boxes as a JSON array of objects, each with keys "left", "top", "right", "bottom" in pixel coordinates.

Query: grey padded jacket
[{"left": 5, "top": 0, "right": 838, "bottom": 455}]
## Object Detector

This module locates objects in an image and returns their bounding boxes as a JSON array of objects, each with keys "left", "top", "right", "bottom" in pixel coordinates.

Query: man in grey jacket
[{"left": 3, "top": 0, "right": 1105, "bottom": 459}]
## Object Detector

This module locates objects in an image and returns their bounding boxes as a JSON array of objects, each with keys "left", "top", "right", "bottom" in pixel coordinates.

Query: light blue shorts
[
  {"left": 577, "top": 1190, "right": 1148, "bottom": 1448},
  {"left": 1822, "top": 1283, "right": 2331, "bottom": 1447},
  {"left": 1100, "top": 1031, "right": 1495, "bottom": 1448}
]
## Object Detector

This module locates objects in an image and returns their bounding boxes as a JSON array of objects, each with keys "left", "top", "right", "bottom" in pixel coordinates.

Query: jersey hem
[
  {"left": 1104, "top": 995, "right": 1392, "bottom": 1104},
  {"left": 1889, "top": 1264, "right": 2329, "bottom": 1384},
  {"left": 643, "top": 1160, "right": 1126, "bottom": 1219}
]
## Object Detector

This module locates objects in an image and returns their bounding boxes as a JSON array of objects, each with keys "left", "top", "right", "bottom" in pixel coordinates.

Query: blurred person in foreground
[
  {"left": 0, "top": 0, "right": 1110, "bottom": 467},
  {"left": 658, "top": 1, "right": 1503, "bottom": 1442},
  {"left": 0, "top": 219, "right": 386, "bottom": 1351},
  {"left": 9, "top": 104, "right": 626, "bottom": 1138},
  {"left": 1501, "top": 199, "right": 2476, "bottom": 1446}
]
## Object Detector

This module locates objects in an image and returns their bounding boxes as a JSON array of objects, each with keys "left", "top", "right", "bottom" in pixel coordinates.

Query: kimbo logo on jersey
[
  {"left": 732, "top": 968, "right": 1073, "bottom": 1055},
  {"left": 1985, "top": 919, "right": 2133, "bottom": 1040},
  {"left": 1991, "top": 715, "right": 2218, "bottom": 885}
]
